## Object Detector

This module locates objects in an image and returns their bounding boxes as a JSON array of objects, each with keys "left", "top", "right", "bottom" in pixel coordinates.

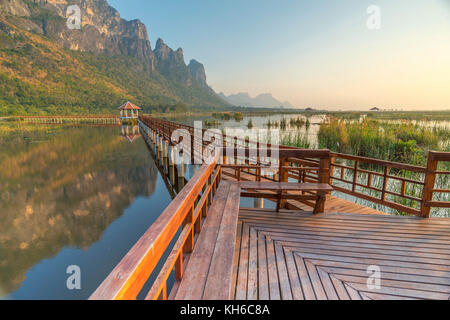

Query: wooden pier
[{"left": 90, "top": 115, "right": 450, "bottom": 300}]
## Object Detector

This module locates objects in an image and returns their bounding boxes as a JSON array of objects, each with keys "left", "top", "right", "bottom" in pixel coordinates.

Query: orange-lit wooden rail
[
  {"left": 136, "top": 115, "right": 450, "bottom": 217},
  {"left": 90, "top": 116, "right": 450, "bottom": 300}
]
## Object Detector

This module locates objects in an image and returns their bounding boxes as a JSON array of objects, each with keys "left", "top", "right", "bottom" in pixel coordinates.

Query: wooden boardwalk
[
  {"left": 90, "top": 116, "right": 450, "bottom": 301},
  {"left": 231, "top": 208, "right": 450, "bottom": 300},
  {"left": 290, "top": 196, "right": 388, "bottom": 216}
]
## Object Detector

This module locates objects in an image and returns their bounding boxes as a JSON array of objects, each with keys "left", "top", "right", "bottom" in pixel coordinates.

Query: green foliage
[
  {"left": 281, "top": 132, "right": 311, "bottom": 149},
  {"left": 212, "top": 112, "right": 232, "bottom": 120},
  {"left": 317, "top": 118, "right": 446, "bottom": 166},
  {"left": 280, "top": 118, "right": 287, "bottom": 130},
  {"left": 204, "top": 119, "right": 221, "bottom": 127},
  {"left": 290, "top": 117, "right": 305, "bottom": 128},
  {"left": 233, "top": 112, "right": 243, "bottom": 122},
  {"left": 0, "top": 16, "right": 227, "bottom": 116}
]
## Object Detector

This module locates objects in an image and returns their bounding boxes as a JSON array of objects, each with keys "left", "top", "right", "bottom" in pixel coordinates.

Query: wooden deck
[
  {"left": 291, "top": 196, "right": 388, "bottom": 216},
  {"left": 91, "top": 116, "right": 450, "bottom": 301},
  {"left": 231, "top": 208, "right": 450, "bottom": 300}
]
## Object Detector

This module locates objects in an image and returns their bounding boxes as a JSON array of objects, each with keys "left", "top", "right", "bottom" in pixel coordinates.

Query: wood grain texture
[
  {"left": 231, "top": 208, "right": 450, "bottom": 300},
  {"left": 175, "top": 182, "right": 241, "bottom": 300}
]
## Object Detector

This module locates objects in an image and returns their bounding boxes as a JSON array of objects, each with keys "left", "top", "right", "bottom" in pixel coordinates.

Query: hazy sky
[{"left": 108, "top": 0, "right": 450, "bottom": 110}]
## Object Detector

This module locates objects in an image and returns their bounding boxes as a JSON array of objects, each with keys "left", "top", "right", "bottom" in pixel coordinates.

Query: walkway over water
[{"left": 90, "top": 115, "right": 450, "bottom": 300}]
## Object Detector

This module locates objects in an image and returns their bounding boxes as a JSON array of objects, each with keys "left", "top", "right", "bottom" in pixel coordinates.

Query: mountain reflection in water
[{"left": 0, "top": 124, "right": 173, "bottom": 299}]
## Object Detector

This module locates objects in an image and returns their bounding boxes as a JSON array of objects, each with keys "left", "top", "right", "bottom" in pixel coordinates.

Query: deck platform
[
  {"left": 231, "top": 208, "right": 450, "bottom": 300},
  {"left": 91, "top": 116, "right": 450, "bottom": 301},
  {"left": 290, "top": 196, "right": 388, "bottom": 216}
]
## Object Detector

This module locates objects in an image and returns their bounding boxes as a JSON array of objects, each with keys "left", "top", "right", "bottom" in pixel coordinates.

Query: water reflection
[
  {"left": 0, "top": 124, "right": 173, "bottom": 299},
  {"left": 120, "top": 125, "right": 141, "bottom": 143}
]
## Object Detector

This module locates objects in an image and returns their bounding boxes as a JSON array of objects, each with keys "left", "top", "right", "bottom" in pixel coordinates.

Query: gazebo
[{"left": 118, "top": 101, "right": 140, "bottom": 121}]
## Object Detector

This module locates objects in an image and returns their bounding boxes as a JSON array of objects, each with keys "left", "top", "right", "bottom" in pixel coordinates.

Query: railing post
[
  {"left": 183, "top": 208, "right": 194, "bottom": 254},
  {"left": 316, "top": 152, "right": 331, "bottom": 213},
  {"left": 175, "top": 253, "right": 183, "bottom": 281},
  {"left": 421, "top": 151, "right": 438, "bottom": 218},
  {"left": 352, "top": 160, "right": 359, "bottom": 193},
  {"left": 326, "top": 155, "right": 335, "bottom": 200},
  {"left": 279, "top": 157, "right": 289, "bottom": 209},
  {"left": 381, "top": 166, "right": 390, "bottom": 201}
]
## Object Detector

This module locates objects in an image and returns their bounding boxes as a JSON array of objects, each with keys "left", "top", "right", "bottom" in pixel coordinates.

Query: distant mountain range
[
  {"left": 218, "top": 92, "right": 296, "bottom": 109},
  {"left": 0, "top": 0, "right": 229, "bottom": 114}
]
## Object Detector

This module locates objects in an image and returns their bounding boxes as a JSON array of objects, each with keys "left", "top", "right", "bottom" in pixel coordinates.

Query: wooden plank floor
[
  {"left": 231, "top": 208, "right": 450, "bottom": 300},
  {"left": 289, "top": 196, "right": 389, "bottom": 216},
  {"left": 223, "top": 167, "right": 387, "bottom": 216}
]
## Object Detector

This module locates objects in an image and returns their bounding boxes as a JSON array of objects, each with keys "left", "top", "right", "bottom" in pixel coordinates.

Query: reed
[
  {"left": 289, "top": 117, "right": 305, "bottom": 128},
  {"left": 281, "top": 132, "right": 311, "bottom": 149},
  {"left": 317, "top": 117, "right": 447, "bottom": 166},
  {"left": 233, "top": 112, "right": 243, "bottom": 122},
  {"left": 204, "top": 119, "right": 221, "bottom": 127},
  {"left": 280, "top": 118, "right": 287, "bottom": 130}
]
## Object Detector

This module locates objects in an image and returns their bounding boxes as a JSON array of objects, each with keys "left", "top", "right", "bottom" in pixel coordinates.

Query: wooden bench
[
  {"left": 174, "top": 181, "right": 241, "bottom": 300},
  {"left": 238, "top": 181, "right": 334, "bottom": 214}
]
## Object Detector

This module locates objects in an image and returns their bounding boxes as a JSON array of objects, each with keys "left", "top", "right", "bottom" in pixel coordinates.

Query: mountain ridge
[
  {"left": 219, "top": 92, "right": 296, "bottom": 109},
  {"left": 0, "top": 0, "right": 229, "bottom": 114}
]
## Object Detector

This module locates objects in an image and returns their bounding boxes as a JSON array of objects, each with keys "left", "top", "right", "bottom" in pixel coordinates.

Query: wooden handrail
[
  {"left": 421, "top": 151, "right": 450, "bottom": 217},
  {"left": 139, "top": 115, "right": 449, "bottom": 217},
  {"left": 330, "top": 152, "right": 426, "bottom": 173},
  {"left": 90, "top": 152, "right": 221, "bottom": 300},
  {"left": 13, "top": 115, "right": 120, "bottom": 119},
  {"left": 91, "top": 116, "right": 449, "bottom": 300}
]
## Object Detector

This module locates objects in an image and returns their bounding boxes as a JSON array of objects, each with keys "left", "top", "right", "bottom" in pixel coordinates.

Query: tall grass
[
  {"left": 281, "top": 132, "right": 311, "bottom": 149},
  {"left": 317, "top": 117, "right": 445, "bottom": 166}
]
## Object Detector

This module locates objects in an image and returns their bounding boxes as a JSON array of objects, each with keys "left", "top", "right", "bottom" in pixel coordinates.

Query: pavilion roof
[{"left": 118, "top": 101, "right": 141, "bottom": 110}]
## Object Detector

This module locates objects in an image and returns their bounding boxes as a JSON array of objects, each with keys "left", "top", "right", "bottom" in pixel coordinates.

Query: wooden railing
[
  {"left": 90, "top": 153, "right": 222, "bottom": 300},
  {"left": 90, "top": 116, "right": 449, "bottom": 300},
  {"left": 11, "top": 115, "right": 120, "bottom": 124},
  {"left": 221, "top": 148, "right": 331, "bottom": 211},
  {"left": 90, "top": 147, "right": 331, "bottom": 300},
  {"left": 139, "top": 115, "right": 449, "bottom": 217},
  {"left": 328, "top": 153, "right": 426, "bottom": 216},
  {"left": 421, "top": 152, "right": 450, "bottom": 217}
]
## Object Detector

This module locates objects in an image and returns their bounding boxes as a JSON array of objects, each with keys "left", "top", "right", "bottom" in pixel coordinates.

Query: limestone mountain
[
  {"left": 188, "top": 59, "right": 219, "bottom": 96},
  {"left": 220, "top": 92, "right": 295, "bottom": 109},
  {"left": 154, "top": 38, "right": 191, "bottom": 85},
  {"left": 0, "top": 0, "right": 229, "bottom": 114},
  {"left": 188, "top": 59, "right": 207, "bottom": 88}
]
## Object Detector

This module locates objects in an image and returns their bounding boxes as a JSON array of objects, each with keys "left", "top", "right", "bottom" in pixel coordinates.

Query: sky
[{"left": 108, "top": 0, "right": 450, "bottom": 110}]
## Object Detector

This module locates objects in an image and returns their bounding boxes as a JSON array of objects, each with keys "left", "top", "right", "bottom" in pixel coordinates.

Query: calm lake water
[
  {"left": 164, "top": 113, "right": 450, "bottom": 148},
  {"left": 0, "top": 124, "right": 196, "bottom": 299},
  {"left": 0, "top": 122, "right": 267, "bottom": 300}
]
